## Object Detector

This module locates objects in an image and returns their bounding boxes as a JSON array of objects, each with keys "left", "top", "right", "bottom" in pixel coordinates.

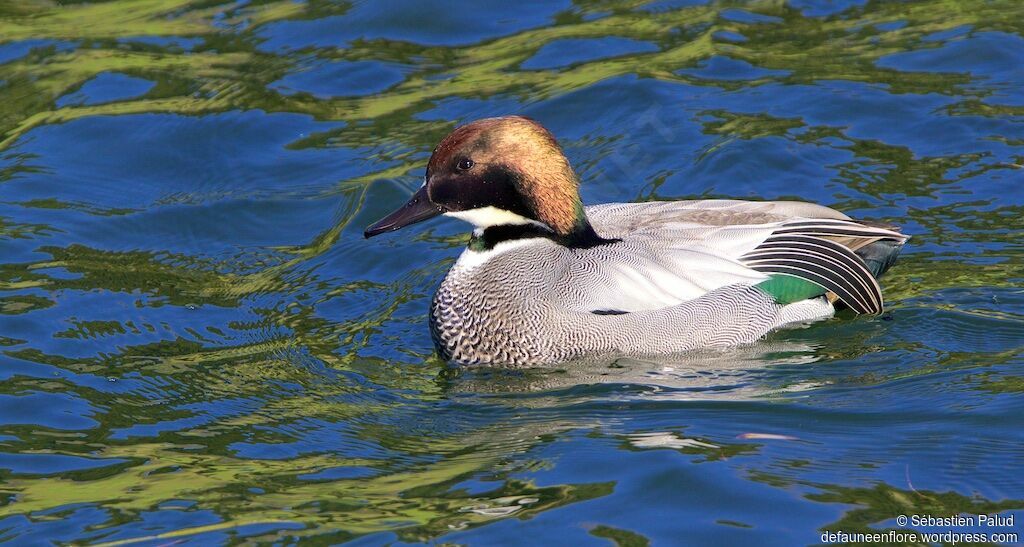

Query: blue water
[{"left": 0, "top": 0, "right": 1022, "bottom": 544}]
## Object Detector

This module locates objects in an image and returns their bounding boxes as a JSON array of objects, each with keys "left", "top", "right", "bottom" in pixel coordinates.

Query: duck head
[{"left": 364, "top": 116, "right": 610, "bottom": 247}]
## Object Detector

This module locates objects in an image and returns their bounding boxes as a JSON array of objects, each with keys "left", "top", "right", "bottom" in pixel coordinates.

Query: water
[{"left": 1, "top": 0, "right": 1023, "bottom": 544}]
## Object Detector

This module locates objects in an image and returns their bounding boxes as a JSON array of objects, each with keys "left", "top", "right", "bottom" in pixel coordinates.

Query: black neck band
[
  {"left": 469, "top": 222, "right": 619, "bottom": 251},
  {"left": 470, "top": 224, "right": 553, "bottom": 250}
]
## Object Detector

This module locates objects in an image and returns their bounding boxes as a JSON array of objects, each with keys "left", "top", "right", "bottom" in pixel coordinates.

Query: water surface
[{"left": 0, "top": 0, "right": 1023, "bottom": 544}]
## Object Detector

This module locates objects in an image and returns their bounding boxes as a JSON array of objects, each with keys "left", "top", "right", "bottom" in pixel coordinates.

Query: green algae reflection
[{"left": 1, "top": 0, "right": 1023, "bottom": 543}]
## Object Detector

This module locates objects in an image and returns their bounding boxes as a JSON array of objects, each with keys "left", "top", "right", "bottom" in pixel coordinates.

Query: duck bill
[{"left": 364, "top": 186, "right": 443, "bottom": 238}]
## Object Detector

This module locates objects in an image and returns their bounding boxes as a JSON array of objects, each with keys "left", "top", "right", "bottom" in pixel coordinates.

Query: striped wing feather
[{"left": 740, "top": 220, "right": 907, "bottom": 315}]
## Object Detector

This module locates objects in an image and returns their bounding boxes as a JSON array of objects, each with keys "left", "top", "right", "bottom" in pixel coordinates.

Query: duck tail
[{"left": 855, "top": 237, "right": 906, "bottom": 279}]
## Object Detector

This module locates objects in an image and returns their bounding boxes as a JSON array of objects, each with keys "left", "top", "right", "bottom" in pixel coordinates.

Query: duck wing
[
  {"left": 585, "top": 199, "right": 851, "bottom": 239},
  {"left": 583, "top": 200, "right": 907, "bottom": 315},
  {"left": 565, "top": 240, "right": 770, "bottom": 314}
]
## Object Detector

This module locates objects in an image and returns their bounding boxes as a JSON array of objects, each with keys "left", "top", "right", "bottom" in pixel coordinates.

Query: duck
[{"left": 365, "top": 116, "right": 908, "bottom": 367}]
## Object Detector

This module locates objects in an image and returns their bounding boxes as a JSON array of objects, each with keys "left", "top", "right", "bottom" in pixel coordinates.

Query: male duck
[{"left": 365, "top": 116, "right": 907, "bottom": 367}]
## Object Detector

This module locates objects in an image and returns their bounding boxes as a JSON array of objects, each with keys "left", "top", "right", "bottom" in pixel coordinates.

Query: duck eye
[{"left": 456, "top": 158, "right": 474, "bottom": 171}]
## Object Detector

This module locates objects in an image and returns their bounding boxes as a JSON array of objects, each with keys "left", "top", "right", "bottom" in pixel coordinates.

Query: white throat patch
[{"left": 445, "top": 207, "right": 547, "bottom": 230}]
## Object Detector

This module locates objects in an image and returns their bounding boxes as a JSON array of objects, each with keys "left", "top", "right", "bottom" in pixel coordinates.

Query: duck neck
[
  {"left": 468, "top": 216, "right": 617, "bottom": 252},
  {"left": 561, "top": 219, "right": 618, "bottom": 249},
  {"left": 559, "top": 200, "right": 613, "bottom": 247},
  {"left": 469, "top": 223, "right": 554, "bottom": 251}
]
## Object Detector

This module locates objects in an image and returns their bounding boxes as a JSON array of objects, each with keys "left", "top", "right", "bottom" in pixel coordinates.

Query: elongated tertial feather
[{"left": 740, "top": 220, "right": 907, "bottom": 314}]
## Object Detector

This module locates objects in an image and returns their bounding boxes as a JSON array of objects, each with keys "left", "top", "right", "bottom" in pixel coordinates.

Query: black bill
[{"left": 364, "top": 186, "right": 443, "bottom": 238}]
